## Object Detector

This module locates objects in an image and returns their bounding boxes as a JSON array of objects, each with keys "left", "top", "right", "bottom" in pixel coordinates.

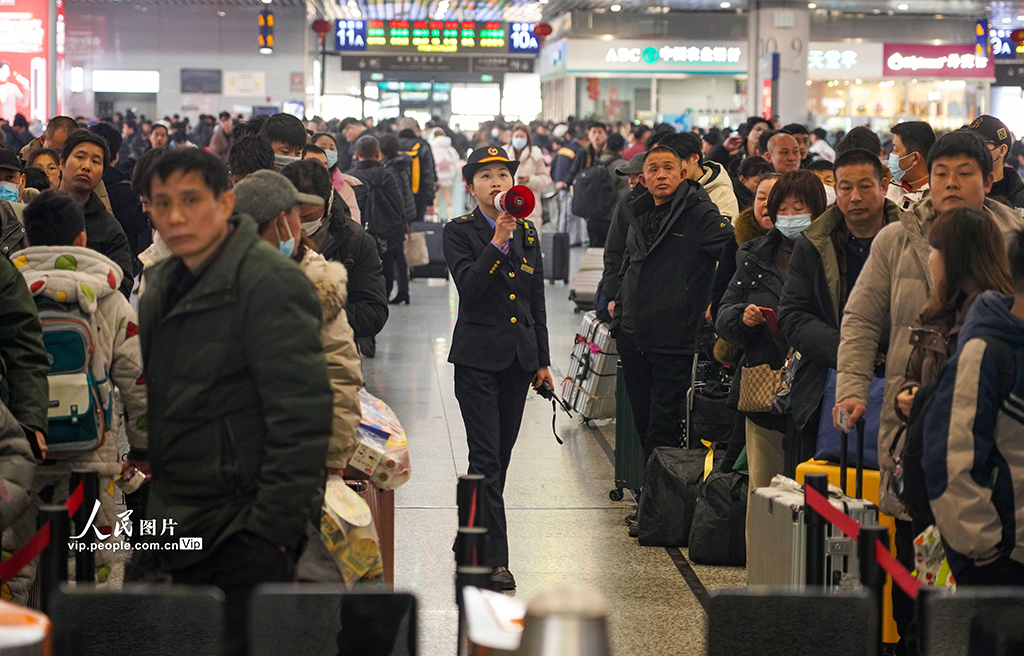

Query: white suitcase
[
  {"left": 747, "top": 479, "right": 879, "bottom": 589},
  {"left": 569, "top": 248, "right": 605, "bottom": 311},
  {"left": 562, "top": 311, "right": 618, "bottom": 420}
]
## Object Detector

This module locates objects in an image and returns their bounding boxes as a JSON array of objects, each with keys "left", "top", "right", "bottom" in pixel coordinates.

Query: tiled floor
[{"left": 362, "top": 248, "right": 746, "bottom": 656}]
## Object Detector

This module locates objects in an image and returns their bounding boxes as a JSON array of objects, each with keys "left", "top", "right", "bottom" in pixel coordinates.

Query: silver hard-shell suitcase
[{"left": 561, "top": 310, "right": 618, "bottom": 420}]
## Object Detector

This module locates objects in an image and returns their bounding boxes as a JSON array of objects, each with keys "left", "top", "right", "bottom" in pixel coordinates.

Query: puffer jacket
[
  {"left": 716, "top": 229, "right": 791, "bottom": 372},
  {"left": 0, "top": 396, "right": 33, "bottom": 533},
  {"left": 299, "top": 247, "right": 363, "bottom": 469},
  {"left": 698, "top": 161, "right": 740, "bottom": 221},
  {"left": 711, "top": 206, "right": 768, "bottom": 329},
  {"left": 837, "top": 198, "right": 1024, "bottom": 518},
  {"left": 430, "top": 134, "right": 462, "bottom": 188},
  {"left": 923, "top": 291, "right": 1024, "bottom": 577},
  {"left": 503, "top": 144, "right": 552, "bottom": 223},
  {"left": 13, "top": 246, "right": 148, "bottom": 472}
]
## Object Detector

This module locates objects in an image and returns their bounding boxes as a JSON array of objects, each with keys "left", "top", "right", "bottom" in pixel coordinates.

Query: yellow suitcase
[{"left": 795, "top": 459, "right": 900, "bottom": 645}]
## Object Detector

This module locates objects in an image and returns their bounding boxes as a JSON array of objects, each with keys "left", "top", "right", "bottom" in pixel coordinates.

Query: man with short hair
[
  {"left": 602, "top": 152, "right": 646, "bottom": 320},
  {"left": 396, "top": 117, "right": 437, "bottom": 222},
  {"left": 551, "top": 127, "right": 587, "bottom": 246},
  {"left": 137, "top": 149, "right": 332, "bottom": 656},
  {"left": 923, "top": 225, "right": 1024, "bottom": 586},
  {"left": 338, "top": 117, "right": 367, "bottom": 172},
  {"left": 149, "top": 123, "right": 169, "bottom": 149},
  {"left": 836, "top": 126, "right": 883, "bottom": 159},
  {"left": 664, "top": 132, "right": 739, "bottom": 220},
  {"left": 58, "top": 130, "right": 134, "bottom": 298},
  {"left": 779, "top": 148, "right": 900, "bottom": 471},
  {"left": 968, "top": 115, "right": 1024, "bottom": 210},
  {"left": 18, "top": 115, "right": 77, "bottom": 161},
  {"left": 765, "top": 131, "right": 801, "bottom": 174},
  {"left": 209, "top": 111, "right": 235, "bottom": 163},
  {"left": 227, "top": 135, "right": 274, "bottom": 185},
  {"left": 615, "top": 145, "right": 733, "bottom": 465},
  {"left": 887, "top": 121, "right": 935, "bottom": 211},
  {"left": 809, "top": 128, "right": 836, "bottom": 163},
  {"left": 834, "top": 130, "right": 1024, "bottom": 645},
  {"left": 782, "top": 123, "right": 815, "bottom": 167},
  {"left": 89, "top": 123, "right": 148, "bottom": 274},
  {"left": 120, "top": 120, "right": 146, "bottom": 165},
  {"left": 260, "top": 113, "right": 307, "bottom": 161}
]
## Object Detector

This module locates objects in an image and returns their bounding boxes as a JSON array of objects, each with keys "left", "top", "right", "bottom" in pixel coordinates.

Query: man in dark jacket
[
  {"left": 615, "top": 145, "right": 733, "bottom": 463},
  {"left": 397, "top": 117, "right": 437, "bottom": 222},
  {"left": 601, "top": 153, "right": 645, "bottom": 319},
  {"left": 347, "top": 136, "right": 408, "bottom": 301},
  {"left": 968, "top": 115, "right": 1024, "bottom": 211},
  {"left": 90, "top": 122, "right": 151, "bottom": 274},
  {"left": 137, "top": 149, "right": 332, "bottom": 656},
  {"left": 280, "top": 158, "right": 389, "bottom": 341},
  {"left": 380, "top": 133, "right": 417, "bottom": 304},
  {"left": 778, "top": 148, "right": 898, "bottom": 467},
  {"left": 58, "top": 130, "right": 134, "bottom": 298}
]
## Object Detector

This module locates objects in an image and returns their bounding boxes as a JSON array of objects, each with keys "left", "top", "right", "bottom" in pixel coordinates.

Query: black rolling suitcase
[
  {"left": 611, "top": 362, "right": 645, "bottom": 501},
  {"left": 408, "top": 221, "right": 448, "bottom": 279},
  {"left": 542, "top": 232, "right": 570, "bottom": 284}
]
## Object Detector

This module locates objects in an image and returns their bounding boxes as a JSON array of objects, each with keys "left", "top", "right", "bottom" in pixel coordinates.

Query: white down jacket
[{"left": 13, "top": 246, "right": 148, "bottom": 475}]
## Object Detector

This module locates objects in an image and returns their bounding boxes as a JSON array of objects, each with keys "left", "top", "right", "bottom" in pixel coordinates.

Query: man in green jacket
[
  {"left": 136, "top": 149, "right": 332, "bottom": 656},
  {"left": 0, "top": 254, "right": 48, "bottom": 455}
]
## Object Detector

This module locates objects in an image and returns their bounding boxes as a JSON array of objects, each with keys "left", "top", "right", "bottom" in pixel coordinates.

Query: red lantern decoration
[
  {"left": 1013, "top": 29, "right": 1024, "bottom": 44},
  {"left": 312, "top": 18, "right": 332, "bottom": 48},
  {"left": 534, "top": 21, "right": 552, "bottom": 41}
]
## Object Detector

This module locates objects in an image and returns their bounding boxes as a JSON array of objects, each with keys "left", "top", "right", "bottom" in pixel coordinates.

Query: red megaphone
[{"left": 494, "top": 185, "right": 536, "bottom": 219}]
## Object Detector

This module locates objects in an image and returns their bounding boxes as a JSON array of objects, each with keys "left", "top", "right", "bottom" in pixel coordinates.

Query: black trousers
[
  {"left": 587, "top": 218, "right": 610, "bottom": 248},
  {"left": 171, "top": 531, "right": 293, "bottom": 656},
  {"left": 454, "top": 361, "right": 534, "bottom": 568},
  {"left": 381, "top": 246, "right": 400, "bottom": 298},
  {"left": 617, "top": 332, "right": 692, "bottom": 465},
  {"left": 892, "top": 518, "right": 917, "bottom": 655}
]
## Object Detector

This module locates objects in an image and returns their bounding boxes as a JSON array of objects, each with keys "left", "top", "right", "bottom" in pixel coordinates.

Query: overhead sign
[
  {"left": 990, "top": 28, "right": 1023, "bottom": 60},
  {"left": 341, "top": 54, "right": 471, "bottom": 73},
  {"left": 883, "top": 43, "right": 995, "bottom": 78},
  {"left": 334, "top": 19, "right": 539, "bottom": 55},
  {"left": 807, "top": 42, "right": 884, "bottom": 79},
  {"left": 542, "top": 39, "right": 747, "bottom": 76}
]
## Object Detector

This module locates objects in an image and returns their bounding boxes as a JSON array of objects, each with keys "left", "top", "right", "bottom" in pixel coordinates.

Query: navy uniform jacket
[{"left": 444, "top": 208, "right": 551, "bottom": 372}]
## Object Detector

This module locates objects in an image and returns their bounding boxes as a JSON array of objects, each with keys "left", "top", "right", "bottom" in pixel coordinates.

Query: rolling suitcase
[
  {"left": 541, "top": 232, "right": 570, "bottom": 284},
  {"left": 611, "top": 362, "right": 645, "bottom": 501},
  {"left": 568, "top": 247, "right": 604, "bottom": 312},
  {"left": 561, "top": 311, "right": 618, "bottom": 421},
  {"left": 408, "top": 221, "right": 448, "bottom": 279},
  {"left": 348, "top": 478, "right": 395, "bottom": 586},
  {"left": 747, "top": 421, "right": 879, "bottom": 588}
]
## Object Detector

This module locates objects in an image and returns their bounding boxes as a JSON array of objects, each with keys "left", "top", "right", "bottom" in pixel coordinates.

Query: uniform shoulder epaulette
[
  {"left": 557, "top": 147, "right": 576, "bottom": 159},
  {"left": 453, "top": 213, "right": 475, "bottom": 222}
]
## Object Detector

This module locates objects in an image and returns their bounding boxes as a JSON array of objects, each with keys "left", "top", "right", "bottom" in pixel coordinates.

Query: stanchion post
[
  {"left": 859, "top": 525, "right": 889, "bottom": 651},
  {"left": 455, "top": 565, "right": 495, "bottom": 656},
  {"left": 457, "top": 474, "right": 487, "bottom": 528},
  {"left": 804, "top": 473, "right": 828, "bottom": 587},
  {"left": 38, "top": 505, "right": 70, "bottom": 614},
  {"left": 69, "top": 469, "right": 98, "bottom": 582},
  {"left": 915, "top": 584, "right": 937, "bottom": 654},
  {"left": 455, "top": 526, "right": 489, "bottom": 568}
]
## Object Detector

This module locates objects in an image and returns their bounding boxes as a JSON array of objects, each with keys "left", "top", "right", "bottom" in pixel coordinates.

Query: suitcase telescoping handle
[{"left": 838, "top": 418, "right": 866, "bottom": 499}]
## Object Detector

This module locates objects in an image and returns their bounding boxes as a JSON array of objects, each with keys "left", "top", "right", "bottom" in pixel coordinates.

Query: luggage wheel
[{"left": 609, "top": 488, "right": 624, "bottom": 501}]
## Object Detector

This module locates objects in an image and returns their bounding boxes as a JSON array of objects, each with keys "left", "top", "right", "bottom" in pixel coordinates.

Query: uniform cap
[{"left": 463, "top": 146, "right": 519, "bottom": 182}]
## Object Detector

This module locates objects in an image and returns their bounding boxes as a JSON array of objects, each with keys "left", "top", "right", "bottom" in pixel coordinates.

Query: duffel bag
[{"left": 688, "top": 468, "right": 748, "bottom": 566}]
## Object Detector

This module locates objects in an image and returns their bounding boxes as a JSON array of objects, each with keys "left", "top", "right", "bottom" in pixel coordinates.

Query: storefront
[
  {"left": 807, "top": 41, "right": 992, "bottom": 132},
  {"left": 538, "top": 38, "right": 749, "bottom": 129},
  {"left": 322, "top": 20, "right": 540, "bottom": 126}
]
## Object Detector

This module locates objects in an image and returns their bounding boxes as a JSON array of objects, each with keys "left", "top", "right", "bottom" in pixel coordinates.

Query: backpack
[
  {"left": 572, "top": 158, "right": 618, "bottom": 220},
  {"left": 400, "top": 142, "right": 423, "bottom": 195},
  {"left": 895, "top": 335, "right": 1017, "bottom": 528},
  {"left": 355, "top": 175, "right": 404, "bottom": 253},
  {"left": 37, "top": 298, "right": 113, "bottom": 456}
]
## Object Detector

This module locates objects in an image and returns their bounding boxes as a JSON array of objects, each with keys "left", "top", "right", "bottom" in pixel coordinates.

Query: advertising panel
[
  {"left": 550, "top": 39, "right": 747, "bottom": 75},
  {"left": 806, "top": 42, "right": 884, "bottom": 79},
  {"left": 0, "top": 0, "right": 56, "bottom": 121},
  {"left": 883, "top": 43, "right": 995, "bottom": 78}
]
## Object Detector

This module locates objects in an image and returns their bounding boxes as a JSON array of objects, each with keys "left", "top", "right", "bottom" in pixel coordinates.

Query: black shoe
[
  {"left": 389, "top": 294, "right": 410, "bottom": 305},
  {"left": 624, "top": 512, "right": 637, "bottom": 526},
  {"left": 491, "top": 566, "right": 516, "bottom": 590},
  {"left": 357, "top": 336, "right": 376, "bottom": 358},
  {"left": 628, "top": 522, "right": 639, "bottom": 538}
]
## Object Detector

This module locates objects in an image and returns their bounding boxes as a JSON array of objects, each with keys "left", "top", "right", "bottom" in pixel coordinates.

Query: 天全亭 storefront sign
[
  {"left": 883, "top": 44, "right": 994, "bottom": 78},
  {"left": 806, "top": 42, "right": 884, "bottom": 79}
]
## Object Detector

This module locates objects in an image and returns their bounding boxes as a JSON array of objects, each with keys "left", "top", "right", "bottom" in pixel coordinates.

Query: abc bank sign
[{"left": 540, "top": 38, "right": 748, "bottom": 76}]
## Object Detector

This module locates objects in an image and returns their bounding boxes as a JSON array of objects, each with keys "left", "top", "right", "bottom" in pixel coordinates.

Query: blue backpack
[{"left": 37, "top": 298, "right": 113, "bottom": 455}]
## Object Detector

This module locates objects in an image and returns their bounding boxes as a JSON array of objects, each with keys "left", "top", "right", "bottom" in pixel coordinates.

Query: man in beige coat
[{"left": 834, "top": 130, "right": 1024, "bottom": 644}]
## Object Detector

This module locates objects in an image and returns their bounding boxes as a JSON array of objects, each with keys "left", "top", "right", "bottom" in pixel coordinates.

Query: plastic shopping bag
[{"left": 352, "top": 390, "right": 411, "bottom": 490}]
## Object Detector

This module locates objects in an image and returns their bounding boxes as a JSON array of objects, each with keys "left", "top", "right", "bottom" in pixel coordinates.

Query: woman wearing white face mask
[
  {"left": 308, "top": 134, "right": 361, "bottom": 225},
  {"left": 716, "top": 170, "right": 828, "bottom": 497},
  {"left": 502, "top": 124, "right": 551, "bottom": 224}
]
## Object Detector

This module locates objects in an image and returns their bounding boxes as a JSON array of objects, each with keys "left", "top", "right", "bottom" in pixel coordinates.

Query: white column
[
  {"left": 750, "top": 1, "right": 811, "bottom": 124},
  {"left": 651, "top": 76, "right": 658, "bottom": 121}
]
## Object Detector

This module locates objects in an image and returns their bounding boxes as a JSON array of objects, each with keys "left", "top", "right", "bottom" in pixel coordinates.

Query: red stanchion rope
[
  {"left": 0, "top": 481, "right": 86, "bottom": 583},
  {"left": 805, "top": 485, "right": 921, "bottom": 600}
]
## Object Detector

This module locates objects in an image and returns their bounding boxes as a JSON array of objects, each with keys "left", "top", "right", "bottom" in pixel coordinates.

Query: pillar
[{"left": 748, "top": 0, "right": 811, "bottom": 124}]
